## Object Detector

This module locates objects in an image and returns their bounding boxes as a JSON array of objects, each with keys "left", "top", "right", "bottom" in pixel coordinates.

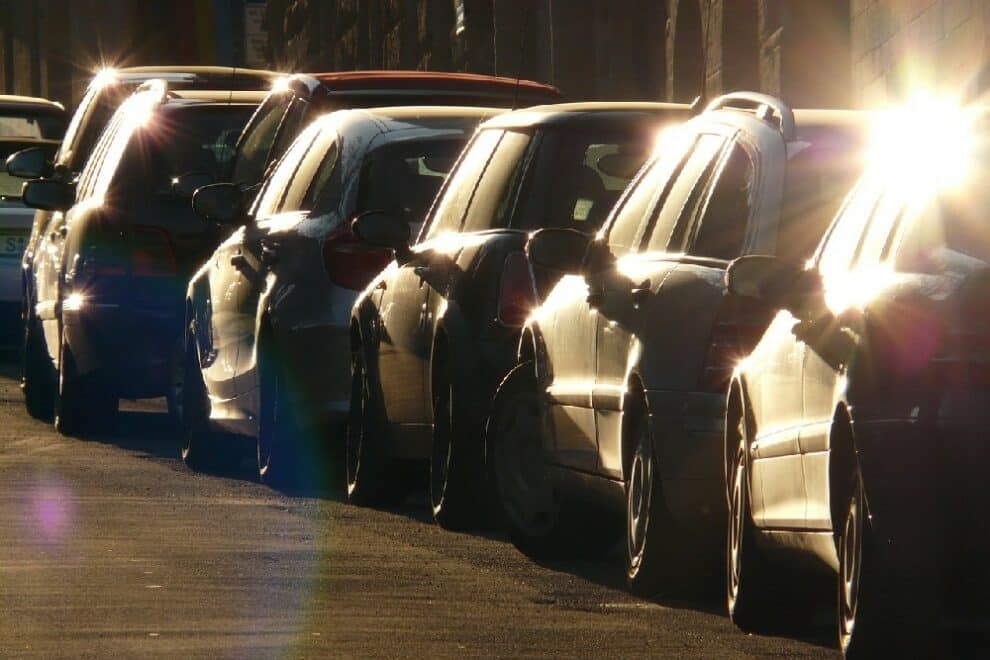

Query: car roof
[
  {"left": 359, "top": 105, "right": 504, "bottom": 126},
  {"left": 167, "top": 90, "right": 270, "bottom": 105},
  {"left": 480, "top": 101, "right": 691, "bottom": 130},
  {"left": 116, "top": 65, "right": 280, "bottom": 82},
  {"left": 0, "top": 94, "right": 65, "bottom": 112},
  {"left": 306, "top": 106, "right": 502, "bottom": 145}
]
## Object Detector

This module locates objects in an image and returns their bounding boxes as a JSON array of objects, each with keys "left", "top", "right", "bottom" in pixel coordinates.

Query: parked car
[
  {"left": 225, "top": 71, "right": 562, "bottom": 202},
  {"left": 0, "top": 95, "right": 65, "bottom": 342},
  {"left": 486, "top": 94, "right": 870, "bottom": 592},
  {"left": 13, "top": 65, "right": 276, "bottom": 419},
  {"left": 725, "top": 104, "right": 990, "bottom": 656},
  {"left": 20, "top": 81, "right": 265, "bottom": 433},
  {"left": 0, "top": 136, "right": 61, "bottom": 344},
  {"left": 348, "top": 102, "right": 688, "bottom": 528},
  {"left": 182, "top": 106, "right": 498, "bottom": 484}
]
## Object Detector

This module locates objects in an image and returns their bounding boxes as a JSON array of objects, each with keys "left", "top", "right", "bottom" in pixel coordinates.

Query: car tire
[
  {"left": 53, "top": 332, "right": 117, "bottom": 436},
  {"left": 625, "top": 410, "right": 687, "bottom": 596},
  {"left": 725, "top": 399, "right": 811, "bottom": 632},
  {"left": 345, "top": 348, "right": 406, "bottom": 506},
  {"left": 430, "top": 359, "right": 483, "bottom": 530},
  {"left": 21, "top": 314, "right": 55, "bottom": 421},
  {"left": 180, "top": 336, "right": 229, "bottom": 471},
  {"left": 488, "top": 362, "right": 617, "bottom": 559}
]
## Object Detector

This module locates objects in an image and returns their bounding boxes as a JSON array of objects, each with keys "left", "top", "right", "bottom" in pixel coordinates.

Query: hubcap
[{"left": 493, "top": 386, "right": 555, "bottom": 535}]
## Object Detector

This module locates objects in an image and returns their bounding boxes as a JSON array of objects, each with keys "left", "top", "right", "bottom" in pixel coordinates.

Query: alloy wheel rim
[
  {"left": 628, "top": 425, "right": 651, "bottom": 566},
  {"left": 839, "top": 481, "right": 862, "bottom": 648},
  {"left": 728, "top": 420, "right": 746, "bottom": 607}
]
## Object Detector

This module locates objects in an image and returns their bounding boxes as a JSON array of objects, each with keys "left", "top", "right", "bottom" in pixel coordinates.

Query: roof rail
[
  {"left": 133, "top": 78, "right": 169, "bottom": 102},
  {"left": 704, "top": 92, "right": 795, "bottom": 141}
]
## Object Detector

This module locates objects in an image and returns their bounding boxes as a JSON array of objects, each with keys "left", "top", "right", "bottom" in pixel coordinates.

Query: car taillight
[
  {"left": 497, "top": 252, "right": 537, "bottom": 327},
  {"left": 322, "top": 228, "right": 391, "bottom": 291},
  {"left": 129, "top": 225, "right": 177, "bottom": 277},
  {"left": 699, "top": 295, "right": 772, "bottom": 392}
]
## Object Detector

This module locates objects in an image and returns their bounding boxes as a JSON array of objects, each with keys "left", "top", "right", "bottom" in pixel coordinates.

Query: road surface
[{"left": 0, "top": 357, "right": 836, "bottom": 658}]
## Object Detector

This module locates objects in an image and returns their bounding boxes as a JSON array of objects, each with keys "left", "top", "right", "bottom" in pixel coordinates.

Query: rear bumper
[
  {"left": 63, "top": 302, "right": 181, "bottom": 397},
  {"left": 645, "top": 389, "right": 726, "bottom": 538}
]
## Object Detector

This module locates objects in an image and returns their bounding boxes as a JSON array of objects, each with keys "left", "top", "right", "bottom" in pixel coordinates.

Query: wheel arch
[
  {"left": 828, "top": 401, "right": 858, "bottom": 537},
  {"left": 620, "top": 372, "right": 649, "bottom": 481}
]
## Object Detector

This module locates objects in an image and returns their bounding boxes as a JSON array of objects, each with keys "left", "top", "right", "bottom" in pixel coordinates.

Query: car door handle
[
  {"left": 631, "top": 280, "right": 652, "bottom": 304},
  {"left": 375, "top": 279, "right": 387, "bottom": 290},
  {"left": 260, "top": 244, "right": 278, "bottom": 266},
  {"left": 50, "top": 226, "right": 66, "bottom": 240},
  {"left": 230, "top": 254, "right": 248, "bottom": 270},
  {"left": 414, "top": 265, "right": 429, "bottom": 278}
]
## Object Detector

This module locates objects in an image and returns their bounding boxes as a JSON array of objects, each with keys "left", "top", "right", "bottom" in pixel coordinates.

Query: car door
[
  {"left": 591, "top": 130, "right": 726, "bottom": 478},
  {"left": 230, "top": 124, "right": 324, "bottom": 404},
  {"left": 376, "top": 129, "right": 503, "bottom": 424},
  {"left": 800, "top": 176, "right": 898, "bottom": 530}
]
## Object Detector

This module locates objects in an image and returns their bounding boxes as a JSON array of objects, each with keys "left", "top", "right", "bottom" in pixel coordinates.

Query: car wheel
[
  {"left": 53, "top": 332, "right": 117, "bottom": 436},
  {"left": 430, "top": 361, "right": 483, "bottom": 530},
  {"left": 257, "top": 345, "right": 300, "bottom": 487},
  {"left": 21, "top": 314, "right": 55, "bottom": 421},
  {"left": 345, "top": 348, "right": 406, "bottom": 506},
  {"left": 488, "top": 362, "right": 616, "bottom": 558},
  {"left": 625, "top": 411, "right": 685, "bottom": 596},
  {"left": 180, "top": 336, "right": 227, "bottom": 471}
]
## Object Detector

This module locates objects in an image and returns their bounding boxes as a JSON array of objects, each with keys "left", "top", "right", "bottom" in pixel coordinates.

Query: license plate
[{"left": 0, "top": 230, "right": 27, "bottom": 258}]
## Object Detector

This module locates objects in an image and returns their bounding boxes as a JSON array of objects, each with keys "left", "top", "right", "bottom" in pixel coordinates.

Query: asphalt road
[{"left": 0, "top": 356, "right": 837, "bottom": 659}]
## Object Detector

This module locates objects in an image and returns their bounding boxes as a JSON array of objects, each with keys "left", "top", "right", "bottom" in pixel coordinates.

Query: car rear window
[{"left": 0, "top": 111, "right": 64, "bottom": 140}]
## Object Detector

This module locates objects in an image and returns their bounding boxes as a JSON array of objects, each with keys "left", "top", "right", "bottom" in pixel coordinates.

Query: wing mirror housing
[
  {"left": 6, "top": 147, "right": 53, "bottom": 179},
  {"left": 726, "top": 255, "right": 822, "bottom": 313},
  {"left": 22, "top": 179, "right": 74, "bottom": 211},
  {"left": 172, "top": 171, "right": 215, "bottom": 198},
  {"left": 192, "top": 183, "right": 243, "bottom": 225},
  {"left": 527, "top": 228, "right": 591, "bottom": 273},
  {"left": 352, "top": 210, "right": 411, "bottom": 261}
]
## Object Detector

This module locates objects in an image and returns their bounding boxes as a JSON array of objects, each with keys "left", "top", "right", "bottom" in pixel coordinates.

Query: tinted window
[
  {"left": 302, "top": 142, "right": 340, "bottom": 213},
  {"left": 816, "top": 176, "right": 882, "bottom": 278},
  {"left": 424, "top": 129, "right": 502, "bottom": 239},
  {"left": 253, "top": 125, "right": 321, "bottom": 218},
  {"left": 605, "top": 160, "right": 662, "bottom": 255},
  {"left": 647, "top": 133, "right": 725, "bottom": 252},
  {"left": 894, "top": 175, "right": 990, "bottom": 273},
  {"left": 0, "top": 111, "right": 64, "bottom": 139},
  {"left": 509, "top": 127, "right": 652, "bottom": 232},
  {"left": 690, "top": 143, "right": 755, "bottom": 260},
  {"left": 855, "top": 188, "right": 904, "bottom": 267},
  {"left": 353, "top": 139, "right": 464, "bottom": 235},
  {"left": 460, "top": 130, "right": 532, "bottom": 233},
  {"left": 230, "top": 93, "right": 291, "bottom": 186},
  {"left": 267, "top": 98, "right": 310, "bottom": 168}
]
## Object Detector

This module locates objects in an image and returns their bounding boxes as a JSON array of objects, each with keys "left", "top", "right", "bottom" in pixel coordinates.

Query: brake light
[
  {"left": 129, "top": 225, "right": 177, "bottom": 277},
  {"left": 497, "top": 252, "right": 537, "bottom": 327},
  {"left": 322, "top": 227, "right": 391, "bottom": 291},
  {"left": 699, "top": 295, "right": 772, "bottom": 392}
]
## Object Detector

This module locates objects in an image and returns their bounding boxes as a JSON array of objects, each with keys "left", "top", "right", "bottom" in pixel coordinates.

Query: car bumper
[
  {"left": 645, "top": 389, "right": 726, "bottom": 536},
  {"left": 63, "top": 302, "right": 181, "bottom": 397}
]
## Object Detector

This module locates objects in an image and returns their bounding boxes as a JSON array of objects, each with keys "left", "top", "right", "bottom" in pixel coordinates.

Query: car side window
[
  {"left": 815, "top": 175, "right": 883, "bottom": 278},
  {"left": 647, "top": 133, "right": 727, "bottom": 252},
  {"left": 423, "top": 129, "right": 502, "bottom": 240},
  {"left": 689, "top": 142, "right": 756, "bottom": 260},
  {"left": 460, "top": 130, "right": 532, "bottom": 233},
  {"left": 230, "top": 93, "right": 291, "bottom": 186},
  {"left": 301, "top": 141, "right": 340, "bottom": 213},
  {"left": 267, "top": 97, "right": 310, "bottom": 168},
  {"left": 252, "top": 126, "right": 320, "bottom": 218},
  {"left": 854, "top": 187, "right": 904, "bottom": 268}
]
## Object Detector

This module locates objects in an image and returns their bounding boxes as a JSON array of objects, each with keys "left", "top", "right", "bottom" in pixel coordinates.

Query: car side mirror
[
  {"left": 172, "top": 171, "right": 215, "bottom": 198},
  {"left": 352, "top": 210, "right": 411, "bottom": 260},
  {"left": 22, "top": 179, "right": 74, "bottom": 211},
  {"left": 192, "top": 183, "right": 243, "bottom": 224},
  {"left": 726, "top": 255, "right": 822, "bottom": 312},
  {"left": 7, "top": 147, "right": 52, "bottom": 179},
  {"left": 527, "top": 228, "right": 591, "bottom": 273}
]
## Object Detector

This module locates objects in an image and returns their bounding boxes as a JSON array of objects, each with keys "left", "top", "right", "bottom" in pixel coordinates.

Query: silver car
[{"left": 183, "top": 105, "right": 500, "bottom": 485}]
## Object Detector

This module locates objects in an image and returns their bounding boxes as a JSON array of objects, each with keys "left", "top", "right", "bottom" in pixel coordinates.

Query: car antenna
[{"left": 511, "top": 3, "right": 533, "bottom": 110}]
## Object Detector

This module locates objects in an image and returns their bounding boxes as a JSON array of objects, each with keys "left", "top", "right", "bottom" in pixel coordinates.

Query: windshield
[{"left": 0, "top": 110, "right": 65, "bottom": 140}]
